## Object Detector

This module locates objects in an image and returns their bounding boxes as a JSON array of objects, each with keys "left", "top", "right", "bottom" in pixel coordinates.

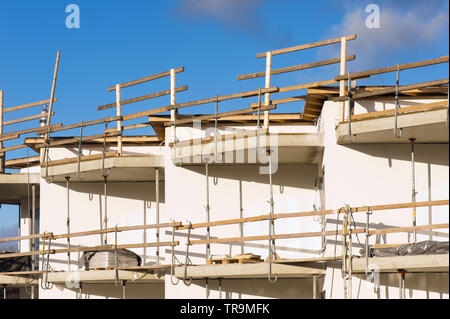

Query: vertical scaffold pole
[
  {"left": 31, "top": 183, "right": 36, "bottom": 299},
  {"left": 156, "top": 167, "right": 160, "bottom": 264},
  {"left": 65, "top": 176, "right": 71, "bottom": 271},
  {"left": 264, "top": 52, "right": 272, "bottom": 129},
  {"left": 205, "top": 163, "right": 211, "bottom": 261},
  {"left": 410, "top": 138, "right": 417, "bottom": 243}
]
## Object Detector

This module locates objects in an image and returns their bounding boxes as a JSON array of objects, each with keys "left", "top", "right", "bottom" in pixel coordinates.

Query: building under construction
[{"left": 0, "top": 34, "right": 448, "bottom": 299}]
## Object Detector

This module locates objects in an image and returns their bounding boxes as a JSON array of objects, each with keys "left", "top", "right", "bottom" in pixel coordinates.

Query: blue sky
[{"left": 0, "top": 1, "right": 448, "bottom": 243}]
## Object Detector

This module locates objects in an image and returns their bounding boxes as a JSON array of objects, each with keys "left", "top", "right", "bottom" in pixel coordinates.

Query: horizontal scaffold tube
[
  {"left": 176, "top": 199, "right": 449, "bottom": 230},
  {"left": 0, "top": 241, "right": 179, "bottom": 259},
  {"left": 188, "top": 223, "right": 449, "bottom": 246}
]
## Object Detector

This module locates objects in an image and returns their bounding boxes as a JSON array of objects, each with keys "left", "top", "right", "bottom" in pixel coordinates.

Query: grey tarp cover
[
  {"left": 79, "top": 248, "right": 141, "bottom": 269},
  {"left": 368, "top": 241, "right": 449, "bottom": 257},
  {"left": 0, "top": 250, "right": 31, "bottom": 272}
]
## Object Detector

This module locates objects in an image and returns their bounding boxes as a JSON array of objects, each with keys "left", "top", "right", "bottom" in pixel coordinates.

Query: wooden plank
[
  {"left": 264, "top": 53, "right": 272, "bottom": 128},
  {"left": 98, "top": 86, "right": 188, "bottom": 111},
  {"left": 122, "top": 87, "right": 279, "bottom": 121},
  {"left": 0, "top": 232, "right": 52, "bottom": 244},
  {"left": 42, "top": 151, "right": 117, "bottom": 167},
  {"left": 5, "top": 155, "right": 40, "bottom": 168},
  {"left": 347, "top": 101, "right": 448, "bottom": 122},
  {"left": 335, "top": 56, "right": 450, "bottom": 81},
  {"left": 177, "top": 200, "right": 448, "bottom": 231},
  {"left": 28, "top": 135, "right": 160, "bottom": 146},
  {"left": 250, "top": 96, "right": 306, "bottom": 107},
  {"left": 0, "top": 241, "right": 180, "bottom": 259},
  {"left": 34, "top": 131, "right": 121, "bottom": 149},
  {"left": 3, "top": 112, "right": 54, "bottom": 126},
  {"left": 105, "top": 122, "right": 153, "bottom": 134},
  {"left": 333, "top": 79, "right": 449, "bottom": 102},
  {"left": 0, "top": 144, "right": 29, "bottom": 153},
  {"left": 189, "top": 228, "right": 367, "bottom": 245},
  {"left": 52, "top": 222, "right": 181, "bottom": 240},
  {"left": 116, "top": 84, "right": 123, "bottom": 155},
  {"left": 4, "top": 98, "right": 57, "bottom": 113},
  {"left": 238, "top": 55, "right": 355, "bottom": 80},
  {"left": 339, "top": 36, "right": 347, "bottom": 122},
  {"left": 0, "top": 270, "right": 42, "bottom": 276},
  {"left": 43, "top": 116, "right": 121, "bottom": 134},
  {"left": 107, "top": 67, "right": 184, "bottom": 91},
  {"left": 368, "top": 223, "right": 448, "bottom": 236},
  {"left": 256, "top": 34, "right": 356, "bottom": 58},
  {"left": 278, "top": 79, "right": 339, "bottom": 94},
  {"left": 164, "top": 104, "right": 276, "bottom": 126},
  {"left": 44, "top": 50, "right": 61, "bottom": 140},
  {"left": 189, "top": 223, "right": 448, "bottom": 246},
  {"left": 0, "top": 134, "right": 19, "bottom": 142},
  {"left": 0, "top": 123, "right": 62, "bottom": 139}
]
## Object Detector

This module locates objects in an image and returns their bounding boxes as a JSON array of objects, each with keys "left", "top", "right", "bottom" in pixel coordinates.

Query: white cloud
[
  {"left": 177, "top": 0, "right": 265, "bottom": 35},
  {"left": 323, "top": 1, "right": 449, "bottom": 70}
]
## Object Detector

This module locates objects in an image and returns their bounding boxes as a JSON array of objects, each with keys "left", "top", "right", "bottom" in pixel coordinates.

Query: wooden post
[
  {"left": 0, "top": 89, "right": 4, "bottom": 173},
  {"left": 170, "top": 68, "right": 177, "bottom": 142},
  {"left": 42, "top": 50, "right": 61, "bottom": 163},
  {"left": 116, "top": 84, "right": 122, "bottom": 155},
  {"left": 45, "top": 51, "right": 61, "bottom": 134},
  {"left": 339, "top": 37, "right": 347, "bottom": 122},
  {"left": 264, "top": 52, "right": 272, "bottom": 129}
]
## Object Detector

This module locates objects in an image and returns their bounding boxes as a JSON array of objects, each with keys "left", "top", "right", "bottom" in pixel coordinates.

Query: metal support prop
[
  {"left": 65, "top": 176, "right": 71, "bottom": 271},
  {"left": 398, "top": 270, "right": 406, "bottom": 299},
  {"left": 183, "top": 222, "right": 193, "bottom": 286},
  {"left": 447, "top": 85, "right": 449, "bottom": 128},
  {"left": 410, "top": 138, "right": 417, "bottom": 243},
  {"left": 267, "top": 150, "right": 277, "bottom": 283},
  {"left": 143, "top": 201, "right": 147, "bottom": 265},
  {"left": 313, "top": 274, "right": 317, "bottom": 299},
  {"left": 101, "top": 122, "right": 110, "bottom": 244},
  {"left": 394, "top": 64, "right": 403, "bottom": 138},
  {"left": 103, "top": 175, "right": 109, "bottom": 245},
  {"left": 214, "top": 95, "right": 222, "bottom": 162},
  {"left": 156, "top": 167, "right": 160, "bottom": 263},
  {"left": 170, "top": 222, "right": 181, "bottom": 285},
  {"left": 365, "top": 208, "right": 372, "bottom": 275},
  {"left": 239, "top": 180, "right": 244, "bottom": 255},
  {"left": 341, "top": 205, "right": 349, "bottom": 299},
  {"left": 219, "top": 279, "right": 223, "bottom": 299},
  {"left": 205, "top": 164, "right": 211, "bottom": 260},
  {"left": 41, "top": 237, "right": 54, "bottom": 290},
  {"left": 114, "top": 226, "right": 119, "bottom": 286},
  {"left": 31, "top": 183, "right": 36, "bottom": 299},
  {"left": 122, "top": 280, "right": 127, "bottom": 299}
]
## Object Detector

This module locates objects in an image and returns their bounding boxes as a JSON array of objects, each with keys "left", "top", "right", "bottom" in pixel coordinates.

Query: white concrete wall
[
  {"left": 38, "top": 146, "right": 165, "bottom": 299},
  {"left": 33, "top": 102, "right": 449, "bottom": 299},
  {"left": 321, "top": 100, "right": 449, "bottom": 299},
  {"left": 162, "top": 125, "right": 323, "bottom": 298}
]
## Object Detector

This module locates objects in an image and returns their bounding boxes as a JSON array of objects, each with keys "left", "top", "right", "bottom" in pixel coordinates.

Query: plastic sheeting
[
  {"left": 0, "top": 250, "right": 31, "bottom": 272},
  {"left": 369, "top": 241, "right": 449, "bottom": 257},
  {"left": 79, "top": 249, "right": 141, "bottom": 270}
]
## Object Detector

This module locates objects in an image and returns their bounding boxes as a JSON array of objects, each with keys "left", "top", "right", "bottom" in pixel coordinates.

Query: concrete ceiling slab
[
  {"left": 171, "top": 133, "right": 324, "bottom": 166},
  {"left": 41, "top": 156, "right": 165, "bottom": 182},
  {"left": 336, "top": 109, "right": 449, "bottom": 144}
]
